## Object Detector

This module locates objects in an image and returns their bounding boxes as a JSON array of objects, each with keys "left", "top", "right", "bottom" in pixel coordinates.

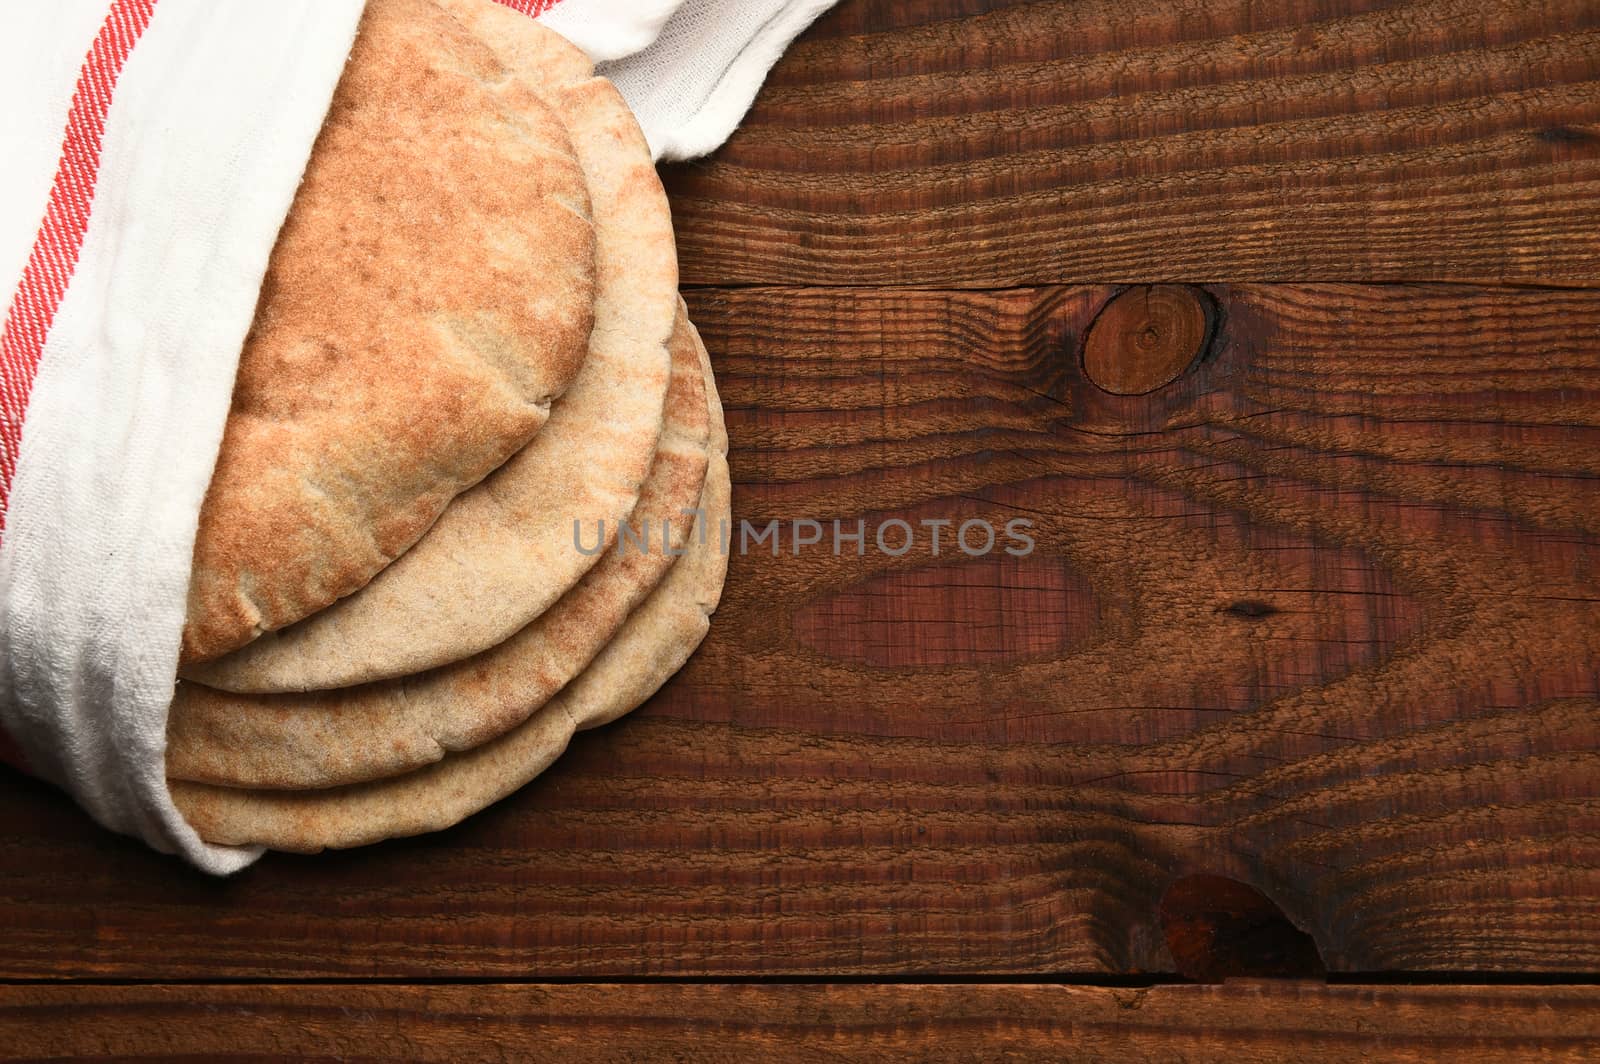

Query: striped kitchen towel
[{"left": 0, "top": 0, "right": 834, "bottom": 873}]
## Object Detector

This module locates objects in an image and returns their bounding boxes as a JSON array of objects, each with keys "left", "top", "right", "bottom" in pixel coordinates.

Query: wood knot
[
  {"left": 1159, "top": 874, "right": 1325, "bottom": 982},
  {"left": 1082, "top": 285, "right": 1212, "bottom": 395}
]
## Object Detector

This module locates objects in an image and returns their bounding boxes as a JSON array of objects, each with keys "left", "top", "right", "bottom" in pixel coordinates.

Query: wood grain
[
  {"left": 1, "top": 282, "right": 1596, "bottom": 979},
  {"left": 3, "top": 982, "right": 1597, "bottom": 1061},
  {"left": 662, "top": 0, "right": 1600, "bottom": 286}
]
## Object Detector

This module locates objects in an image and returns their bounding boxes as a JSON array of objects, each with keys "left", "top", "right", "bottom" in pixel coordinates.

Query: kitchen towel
[
  {"left": 0, "top": 0, "right": 832, "bottom": 872},
  {"left": 0, "top": 0, "right": 365, "bottom": 875},
  {"left": 536, "top": 0, "right": 841, "bottom": 160}
]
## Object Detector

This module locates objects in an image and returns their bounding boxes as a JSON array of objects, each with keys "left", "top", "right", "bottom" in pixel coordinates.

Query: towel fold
[{"left": 539, "top": 0, "right": 839, "bottom": 160}]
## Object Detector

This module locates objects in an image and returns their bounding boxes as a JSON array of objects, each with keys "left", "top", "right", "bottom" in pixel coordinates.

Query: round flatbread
[
  {"left": 182, "top": 0, "right": 596, "bottom": 665},
  {"left": 186, "top": 12, "right": 676, "bottom": 691},
  {"left": 167, "top": 305, "right": 713, "bottom": 790},
  {"left": 172, "top": 447, "right": 732, "bottom": 852}
]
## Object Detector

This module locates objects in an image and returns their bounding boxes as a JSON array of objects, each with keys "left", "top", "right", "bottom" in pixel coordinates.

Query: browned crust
[
  {"left": 187, "top": 9, "right": 678, "bottom": 691},
  {"left": 172, "top": 442, "right": 731, "bottom": 853},
  {"left": 167, "top": 305, "right": 712, "bottom": 790},
  {"left": 181, "top": 0, "right": 596, "bottom": 663}
]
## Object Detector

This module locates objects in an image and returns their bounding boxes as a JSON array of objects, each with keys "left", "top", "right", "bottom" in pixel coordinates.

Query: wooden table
[{"left": 6, "top": 0, "right": 1600, "bottom": 1057}]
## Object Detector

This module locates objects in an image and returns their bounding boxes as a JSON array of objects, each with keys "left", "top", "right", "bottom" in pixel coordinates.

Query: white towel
[
  {"left": 535, "top": 0, "right": 689, "bottom": 63},
  {"left": 591, "top": 0, "right": 840, "bottom": 161},
  {"left": 0, "top": 0, "right": 366, "bottom": 875},
  {"left": 535, "top": 0, "right": 839, "bottom": 160},
  {"left": 0, "top": 0, "right": 832, "bottom": 874}
]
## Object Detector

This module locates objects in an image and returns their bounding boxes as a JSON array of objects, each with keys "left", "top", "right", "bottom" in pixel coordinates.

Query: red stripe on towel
[
  {"left": 492, "top": 0, "right": 568, "bottom": 18},
  {"left": 0, "top": 0, "right": 158, "bottom": 535}
]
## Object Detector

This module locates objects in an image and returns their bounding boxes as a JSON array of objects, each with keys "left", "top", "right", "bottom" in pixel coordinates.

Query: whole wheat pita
[
  {"left": 168, "top": 305, "right": 712, "bottom": 790},
  {"left": 187, "top": 13, "right": 676, "bottom": 691},
  {"left": 172, "top": 449, "right": 732, "bottom": 852},
  {"left": 182, "top": 0, "right": 596, "bottom": 664}
]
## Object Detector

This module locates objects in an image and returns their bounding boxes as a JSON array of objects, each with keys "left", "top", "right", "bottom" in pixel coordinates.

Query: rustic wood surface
[
  {"left": 666, "top": 0, "right": 1600, "bottom": 286},
  {"left": 5, "top": 982, "right": 1599, "bottom": 1062},
  {"left": 3, "top": 280, "right": 1597, "bottom": 981},
  {"left": 4, "top": 0, "right": 1599, "bottom": 1053}
]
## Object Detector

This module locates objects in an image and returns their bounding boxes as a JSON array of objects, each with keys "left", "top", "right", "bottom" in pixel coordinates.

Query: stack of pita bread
[{"left": 162, "top": 0, "right": 729, "bottom": 853}]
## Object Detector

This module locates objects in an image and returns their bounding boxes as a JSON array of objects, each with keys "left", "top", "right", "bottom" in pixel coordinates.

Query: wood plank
[
  {"left": 663, "top": 0, "right": 1600, "bottom": 286},
  {"left": 0, "top": 283, "right": 1596, "bottom": 978},
  {"left": 3, "top": 982, "right": 1598, "bottom": 1061}
]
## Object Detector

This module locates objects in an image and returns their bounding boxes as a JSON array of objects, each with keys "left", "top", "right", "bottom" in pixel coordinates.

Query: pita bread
[
  {"left": 181, "top": 0, "right": 596, "bottom": 665},
  {"left": 167, "top": 305, "right": 712, "bottom": 790},
  {"left": 171, "top": 448, "right": 732, "bottom": 853},
  {"left": 186, "top": 14, "right": 677, "bottom": 691}
]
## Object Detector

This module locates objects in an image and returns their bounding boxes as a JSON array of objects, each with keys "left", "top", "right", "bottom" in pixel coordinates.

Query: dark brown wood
[
  {"left": 1160, "top": 874, "right": 1327, "bottom": 981},
  {"left": 662, "top": 0, "right": 1600, "bottom": 286},
  {"left": 3, "top": 982, "right": 1597, "bottom": 1061},
  {"left": 2, "top": 283, "right": 1597, "bottom": 979},
  {"left": 6, "top": 10, "right": 1598, "bottom": 1053},
  {"left": 1081, "top": 285, "right": 1212, "bottom": 394}
]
